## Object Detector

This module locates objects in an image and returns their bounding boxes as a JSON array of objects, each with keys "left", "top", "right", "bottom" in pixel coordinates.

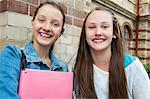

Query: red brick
[
  {"left": 30, "top": 4, "right": 36, "bottom": 16},
  {"left": 73, "top": 10, "right": 86, "bottom": 19},
  {"left": 7, "top": 0, "right": 28, "bottom": 14},
  {"left": 0, "top": 0, "right": 7, "bottom": 13},
  {"left": 74, "top": 18, "right": 83, "bottom": 27},
  {"left": 68, "top": 8, "right": 86, "bottom": 19},
  {"left": 66, "top": 15, "right": 72, "bottom": 25}
]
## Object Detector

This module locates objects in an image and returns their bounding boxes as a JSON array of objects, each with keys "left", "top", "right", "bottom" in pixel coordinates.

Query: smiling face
[
  {"left": 32, "top": 4, "right": 63, "bottom": 48},
  {"left": 85, "top": 10, "right": 113, "bottom": 53}
]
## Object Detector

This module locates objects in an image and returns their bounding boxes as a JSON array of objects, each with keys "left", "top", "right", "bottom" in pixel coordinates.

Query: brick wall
[
  {"left": 131, "top": 0, "right": 150, "bottom": 64},
  {"left": 0, "top": 0, "right": 89, "bottom": 71}
]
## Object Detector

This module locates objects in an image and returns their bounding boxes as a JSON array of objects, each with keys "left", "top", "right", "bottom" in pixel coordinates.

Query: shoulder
[
  {"left": 0, "top": 45, "right": 22, "bottom": 98},
  {"left": 124, "top": 53, "right": 149, "bottom": 80},
  {"left": 0, "top": 45, "right": 21, "bottom": 67},
  {"left": 0, "top": 45, "right": 21, "bottom": 77},
  {"left": 124, "top": 53, "right": 147, "bottom": 74},
  {"left": 50, "top": 51, "right": 68, "bottom": 72},
  {"left": 124, "top": 55, "right": 150, "bottom": 98},
  {"left": 124, "top": 53, "right": 137, "bottom": 68},
  {"left": 0, "top": 45, "right": 21, "bottom": 60}
]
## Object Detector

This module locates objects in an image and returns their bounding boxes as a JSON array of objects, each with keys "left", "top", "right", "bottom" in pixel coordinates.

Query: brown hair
[
  {"left": 74, "top": 7, "right": 128, "bottom": 99},
  {"left": 32, "top": 1, "right": 65, "bottom": 50},
  {"left": 32, "top": 1, "right": 65, "bottom": 29}
]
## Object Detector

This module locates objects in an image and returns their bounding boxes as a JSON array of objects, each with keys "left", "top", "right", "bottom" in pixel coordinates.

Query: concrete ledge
[{"left": 7, "top": 11, "right": 32, "bottom": 28}]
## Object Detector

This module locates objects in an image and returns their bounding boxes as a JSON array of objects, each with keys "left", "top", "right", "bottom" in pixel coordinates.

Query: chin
[
  {"left": 91, "top": 46, "right": 109, "bottom": 51},
  {"left": 94, "top": 48, "right": 104, "bottom": 51},
  {"left": 38, "top": 40, "right": 52, "bottom": 46}
]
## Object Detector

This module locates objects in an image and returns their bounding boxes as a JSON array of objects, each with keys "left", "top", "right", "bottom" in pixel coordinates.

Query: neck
[
  {"left": 33, "top": 42, "right": 50, "bottom": 59},
  {"left": 91, "top": 48, "right": 111, "bottom": 72}
]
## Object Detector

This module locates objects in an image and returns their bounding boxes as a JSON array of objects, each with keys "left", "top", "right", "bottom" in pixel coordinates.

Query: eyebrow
[
  {"left": 51, "top": 19, "right": 61, "bottom": 23},
  {"left": 102, "top": 21, "right": 110, "bottom": 24},
  {"left": 37, "top": 15, "right": 62, "bottom": 21},
  {"left": 87, "top": 21, "right": 110, "bottom": 25},
  {"left": 36, "top": 15, "right": 45, "bottom": 18},
  {"left": 86, "top": 22, "right": 95, "bottom": 25}
]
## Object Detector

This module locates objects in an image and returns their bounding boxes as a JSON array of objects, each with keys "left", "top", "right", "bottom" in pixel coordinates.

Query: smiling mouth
[
  {"left": 92, "top": 38, "right": 105, "bottom": 43},
  {"left": 39, "top": 32, "right": 53, "bottom": 38}
]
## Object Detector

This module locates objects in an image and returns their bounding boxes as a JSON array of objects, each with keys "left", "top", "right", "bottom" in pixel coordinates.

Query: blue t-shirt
[{"left": 0, "top": 41, "right": 68, "bottom": 99}]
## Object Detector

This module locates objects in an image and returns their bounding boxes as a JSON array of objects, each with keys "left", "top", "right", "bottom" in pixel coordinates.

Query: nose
[
  {"left": 95, "top": 27, "right": 102, "bottom": 36},
  {"left": 43, "top": 22, "right": 51, "bottom": 32}
]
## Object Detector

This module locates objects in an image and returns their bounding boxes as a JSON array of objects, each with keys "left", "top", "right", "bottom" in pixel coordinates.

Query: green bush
[{"left": 144, "top": 63, "right": 150, "bottom": 78}]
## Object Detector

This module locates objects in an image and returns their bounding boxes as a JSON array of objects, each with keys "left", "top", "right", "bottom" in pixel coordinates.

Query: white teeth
[
  {"left": 40, "top": 32, "right": 51, "bottom": 38},
  {"left": 93, "top": 39, "right": 104, "bottom": 43}
]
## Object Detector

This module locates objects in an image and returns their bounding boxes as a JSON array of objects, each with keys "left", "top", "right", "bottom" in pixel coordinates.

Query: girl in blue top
[
  {"left": 74, "top": 7, "right": 150, "bottom": 99},
  {"left": 0, "top": 1, "right": 67, "bottom": 98}
]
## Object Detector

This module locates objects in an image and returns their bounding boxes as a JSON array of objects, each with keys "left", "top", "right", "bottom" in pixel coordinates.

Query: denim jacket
[{"left": 0, "top": 41, "right": 68, "bottom": 99}]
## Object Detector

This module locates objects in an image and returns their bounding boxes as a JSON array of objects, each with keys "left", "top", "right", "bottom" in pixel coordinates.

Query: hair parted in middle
[
  {"left": 74, "top": 6, "right": 128, "bottom": 99},
  {"left": 32, "top": 1, "right": 65, "bottom": 51}
]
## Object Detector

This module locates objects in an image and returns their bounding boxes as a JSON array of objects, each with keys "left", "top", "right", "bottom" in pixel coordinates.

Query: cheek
[
  {"left": 55, "top": 28, "right": 63, "bottom": 35},
  {"left": 85, "top": 33, "right": 92, "bottom": 44},
  {"left": 85, "top": 28, "right": 91, "bottom": 36},
  {"left": 108, "top": 33, "right": 113, "bottom": 37},
  {"left": 86, "top": 33, "right": 90, "bottom": 40},
  {"left": 32, "top": 21, "right": 41, "bottom": 30},
  {"left": 107, "top": 29, "right": 113, "bottom": 37},
  {"left": 57, "top": 32, "right": 62, "bottom": 37},
  {"left": 86, "top": 30, "right": 93, "bottom": 39}
]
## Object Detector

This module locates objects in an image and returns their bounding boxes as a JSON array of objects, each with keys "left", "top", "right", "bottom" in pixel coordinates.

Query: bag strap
[
  {"left": 18, "top": 49, "right": 27, "bottom": 93},
  {"left": 20, "top": 50, "right": 27, "bottom": 70}
]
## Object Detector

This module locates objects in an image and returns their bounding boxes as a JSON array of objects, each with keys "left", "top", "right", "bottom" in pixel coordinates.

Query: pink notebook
[{"left": 18, "top": 69, "right": 73, "bottom": 99}]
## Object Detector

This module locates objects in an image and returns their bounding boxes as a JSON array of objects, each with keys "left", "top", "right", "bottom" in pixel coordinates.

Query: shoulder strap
[{"left": 20, "top": 50, "right": 27, "bottom": 70}]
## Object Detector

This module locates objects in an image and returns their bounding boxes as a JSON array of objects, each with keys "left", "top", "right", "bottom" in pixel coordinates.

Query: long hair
[
  {"left": 74, "top": 7, "right": 128, "bottom": 99},
  {"left": 32, "top": 1, "right": 65, "bottom": 51}
]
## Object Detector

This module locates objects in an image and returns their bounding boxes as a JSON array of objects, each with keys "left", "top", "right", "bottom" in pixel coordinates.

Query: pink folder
[{"left": 19, "top": 69, "right": 73, "bottom": 99}]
